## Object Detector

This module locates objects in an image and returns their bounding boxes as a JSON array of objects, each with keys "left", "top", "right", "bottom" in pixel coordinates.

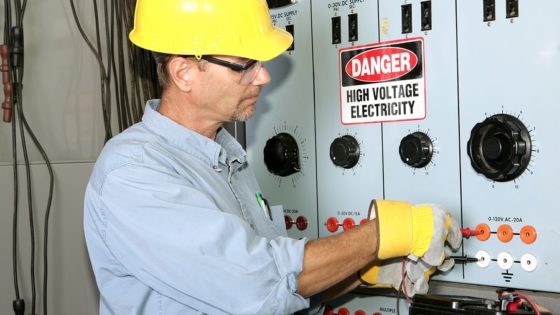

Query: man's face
[{"left": 192, "top": 55, "right": 271, "bottom": 123}]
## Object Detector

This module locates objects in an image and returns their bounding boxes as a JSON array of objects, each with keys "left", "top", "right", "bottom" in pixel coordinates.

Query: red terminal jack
[
  {"left": 326, "top": 217, "right": 339, "bottom": 233},
  {"left": 337, "top": 308, "right": 350, "bottom": 315},
  {"left": 284, "top": 215, "right": 293, "bottom": 230},
  {"left": 326, "top": 217, "right": 362, "bottom": 233},
  {"left": 284, "top": 215, "right": 308, "bottom": 231},
  {"left": 461, "top": 227, "right": 482, "bottom": 238},
  {"left": 342, "top": 218, "right": 355, "bottom": 231},
  {"left": 323, "top": 306, "right": 351, "bottom": 315},
  {"left": 295, "top": 216, "right": 308, "bottom": 231}
]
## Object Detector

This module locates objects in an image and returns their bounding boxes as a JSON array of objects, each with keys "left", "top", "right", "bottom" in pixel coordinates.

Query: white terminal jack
[
  {"left": 475, "top": 250, "right": 491, "bottom": 268},
  {"left": 497, "top": 252, "right": 514, "bottom": 270},
  {"left": 520, "top": 253, "right": 537, "bottom": 272}
]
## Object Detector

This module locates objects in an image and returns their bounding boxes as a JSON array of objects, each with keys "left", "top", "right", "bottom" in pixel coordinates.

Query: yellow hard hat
[{"left": 129, "top": 0, "right": 294, "bottom": 62}]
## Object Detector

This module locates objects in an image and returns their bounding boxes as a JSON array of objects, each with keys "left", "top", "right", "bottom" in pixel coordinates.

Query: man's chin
[{"left": 232, "top": 108, "right": 256, "bottom": 122}]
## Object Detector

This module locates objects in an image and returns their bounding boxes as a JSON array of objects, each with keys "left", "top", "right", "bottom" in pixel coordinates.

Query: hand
[
  {"left": 409, "top": 204, "right": 462, "bottom": 267},
  {"left": 404, "top": 255, "right": 456, "bottom": 296},
  {"left": 359, "top": 258, "right": 405, "bottom": 292},
  {"left": 359, "top": 256, "right": 455, "bottom": 297},
  {"left": 369, "top": 200, "right": 462, "bottom": 264}
]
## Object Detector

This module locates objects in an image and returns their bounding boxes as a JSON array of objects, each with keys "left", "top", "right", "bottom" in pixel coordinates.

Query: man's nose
[{"left": 252, "top": 65, "right": 271, "bottom": 86}]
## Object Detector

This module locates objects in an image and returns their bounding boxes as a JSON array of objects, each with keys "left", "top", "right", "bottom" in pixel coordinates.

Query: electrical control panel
[
  {"left": 312, "top": 0, "right": 383, "bottom": 239},
  {"left": 246, "top": 0, "right": 318, "bottom": 240},
  {"left": 325, "top": 293, "right": 409, "bottom": 315},
  {"left": 454, "top": 0, "right": 560, "bottom": 293},
  {"left": 249, "top": 0, "right": 560, "bottom": 305},
  {"left": 377, "top": 0, "right": 464, "bottom": 284}
]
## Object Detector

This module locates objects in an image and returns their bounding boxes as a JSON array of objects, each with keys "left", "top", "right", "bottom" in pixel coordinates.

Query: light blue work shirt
[{"left": 84, "top": 100, "right": 318, "bottom": 315}]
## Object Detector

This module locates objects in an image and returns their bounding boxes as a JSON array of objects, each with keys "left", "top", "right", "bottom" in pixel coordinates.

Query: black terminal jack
[
  {"left": 483, "top": 0, "right": 496, "bottom": 22},
  {"left": 402, "top": 4, "right": 412, "bottom": 34},
  {"left": 506, "top": 0, "right": 519, "bottom": 18},
  {"left": 332, "top": 16, "right": 341, "bottom": 45},
  {"left": 348, "top": 13, "right": 358, "bottom": 42},
  {"left": 285, "top": 24, "right": 295, "bottom": 51},
  {"left": 266, "top": 0, "right": 297, "bottom": 9},
  {"left": 421, "top": 1, "right": 432, "bottom": 31}
]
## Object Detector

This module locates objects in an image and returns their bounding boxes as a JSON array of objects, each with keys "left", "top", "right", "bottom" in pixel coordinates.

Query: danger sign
[{"left": 339, "top": 37, "right": 426, "bottom": 125}]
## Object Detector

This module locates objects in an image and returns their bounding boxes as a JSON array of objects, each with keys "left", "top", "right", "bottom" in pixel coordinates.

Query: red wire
[
  {"left": 400, "top": 257, "right": 412, "bottom": 304},
  {"left": 511, "top": 292, "right": 542, "bottom": 315}
]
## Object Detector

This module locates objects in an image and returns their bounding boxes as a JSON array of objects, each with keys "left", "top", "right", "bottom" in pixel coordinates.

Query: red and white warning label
[{"left": 339, "top": 37, "right": 426, "bottom": 125}]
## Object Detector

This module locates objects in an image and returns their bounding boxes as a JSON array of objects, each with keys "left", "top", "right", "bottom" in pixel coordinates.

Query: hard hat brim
[
  {"left": 243, "top": 26, "right": 294, "bottom": 62},
  {"left": 129, "top": 25, "right": 293, "bottom": 62}
]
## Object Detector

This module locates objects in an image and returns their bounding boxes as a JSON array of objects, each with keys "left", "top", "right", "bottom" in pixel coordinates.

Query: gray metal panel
[
  {"left": 378, "top": 0, "right": 464, "bottom": 282},
  {"left": 246, "top": 0, "right": 319, "bottom": 239},
  {"left": 457, "top": 0, "right": 560, "bottom": 292},
  {"left": 379, "top": 0, "right": 461, "bottom": 212},
  {"left": 312, "top": 0, "right": 384, "bottom": 238}
]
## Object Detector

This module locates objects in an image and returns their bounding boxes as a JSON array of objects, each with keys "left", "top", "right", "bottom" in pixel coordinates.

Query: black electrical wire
[
  {"left": 20, "top": 97, "right": 55, "bottom": 315},
  {"left": 5, "top": 1, "right": 56, "bottom": 315},
  {"left": 14, "top": 80, "right": 37, "bottom": 315},
  {"left": 69, "top": 0, "right": 112, "bottom": 141},
  {"left": 71, "top": 0, "right": 161, "bottom": 138},
  {"left": 11, "top": 91, "right": 22, "bottom": 306},
  {"left": 3, "top": 1, "right": 21, "bottom": 309},
  {"left": 11, "top": 71, "right": 55, "bottom": 315},
  {"left": 93, "top": 0, "right": 113, "bottom": 142},
  {"left": 10, "top": 1, "right": 39, "bottom": 313}
]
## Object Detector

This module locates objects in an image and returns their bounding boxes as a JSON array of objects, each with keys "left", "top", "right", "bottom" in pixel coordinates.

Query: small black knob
[
  {"left": 467, "top": 114, "right": 531, "bottom": 182},
  {"left": 330, "top": 135, "right": 360, "bottom": 169},
  {"left": 266, "top": 0, "right": 295, "bottom": 9},
  {"left": 399, "top": 132, "right": 433, "bottom": 168},
  {"left": 263, "top": 132, "right": 300, "bottom": 177}
]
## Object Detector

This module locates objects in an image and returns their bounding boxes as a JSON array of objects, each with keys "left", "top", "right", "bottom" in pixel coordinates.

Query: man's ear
[{"left": 168, "top": 56, "right": 192, "bottom": 92}]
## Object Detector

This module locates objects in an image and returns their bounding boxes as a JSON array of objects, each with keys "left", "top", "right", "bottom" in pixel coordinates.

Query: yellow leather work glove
[
  {"left": 369, "top": 200, "right": 462, "bottom": 265},
  {"left": 359, "top": 258, "right": 410, "bottom": 291},
  {"left": 359, "top": 257, "right": 451, "bottom": 296}
]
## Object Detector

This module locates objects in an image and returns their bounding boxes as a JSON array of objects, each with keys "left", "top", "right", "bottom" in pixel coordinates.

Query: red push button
[
  {"left": 326, "top": 217, "right": 339, "bottom": 233},
  {"left": 296, "top": 216, "right": 308, "bottom": 230},
  {"left": 284, "top": 215, "right": 293, "bottom": 230},
  {"left": 337, "top": 308, "right": 350, "bottom": 315},
  {"left": 342, "top": 218, "right": 356, "bottom": 231}
]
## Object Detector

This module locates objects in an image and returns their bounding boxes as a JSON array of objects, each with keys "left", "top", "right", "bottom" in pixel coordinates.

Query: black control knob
[
  {"left": 266, "top": 0, "right": 296, "bottom": 9},
  {"left": 467, "top": 114, "right": 531, "bottom": 182},
  {"left": 399, "top": 132, "right": 433, "bottom": 168},
  {"left": 330, "top": 135, "right": 360, "bottom": 169},
  {"left": 263, "top": 132, "right": 300, "bottom": 177}
]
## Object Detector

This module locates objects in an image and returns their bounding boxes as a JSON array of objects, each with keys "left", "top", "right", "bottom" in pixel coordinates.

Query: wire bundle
[
  {"left": 69, "top": 0, "right": 160, "bottom": 141},
  {"left": 3, "top": 0, "right": 55, "bottom": 314}
]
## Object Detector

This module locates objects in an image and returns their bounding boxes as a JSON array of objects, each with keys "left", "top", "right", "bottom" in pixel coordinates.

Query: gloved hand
[
  {"left": 369, "top": 200, "right": 462, "bottom": 265},
  {"left": 358, "top": 258, "right": 411, "bottom": 292},
  {"left": 359, "top": 256, "right": 456, "bottom": 296}
]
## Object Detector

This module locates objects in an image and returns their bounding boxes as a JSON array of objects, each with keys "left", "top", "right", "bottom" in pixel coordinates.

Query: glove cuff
[
  {"left": 358, "top": 261, "right": 381, "bottom": 285},
  {"left": 358, "top": 261, "right": 400, "bottom": 290},
  {"left": 410, "top": 205, "right": 434, "bottom": 257},
  {"left": 371, "top": 200, "right": 413, "bottom": 259}
]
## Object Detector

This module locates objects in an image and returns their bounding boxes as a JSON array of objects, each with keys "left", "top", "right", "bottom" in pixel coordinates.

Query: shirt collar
[{"left": 141, "top": 99, "right": 247, "bottom": 167}]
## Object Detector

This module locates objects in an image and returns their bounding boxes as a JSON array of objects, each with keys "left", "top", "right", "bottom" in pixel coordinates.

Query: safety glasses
[{"left": 200, "top": 56, "right": 263, "bottom": 85}]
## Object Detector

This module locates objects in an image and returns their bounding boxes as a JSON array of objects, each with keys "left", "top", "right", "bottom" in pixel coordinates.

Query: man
[{"left": 83, "top": 0, "right": 461, "bottom": 314}]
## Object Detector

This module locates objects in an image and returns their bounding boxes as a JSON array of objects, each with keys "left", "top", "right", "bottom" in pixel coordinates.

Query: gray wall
[{"left": 0, "top": 0, "right": 107, "bottom": 313}]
